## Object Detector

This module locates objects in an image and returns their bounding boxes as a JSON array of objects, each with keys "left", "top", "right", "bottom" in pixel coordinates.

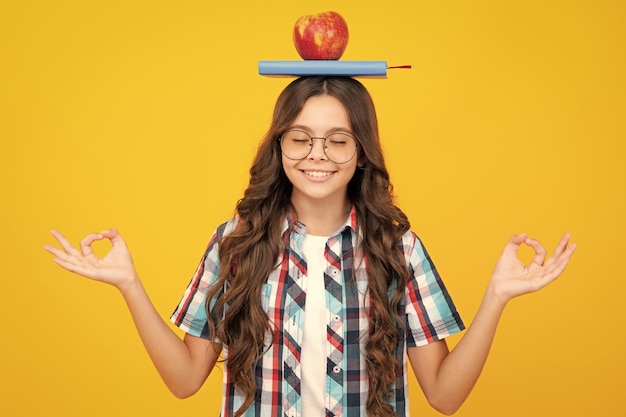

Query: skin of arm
[
  {"left": 46, "top": 229, "right": 575, "bottom": 410},
  {"left": 44, "top": 228, "right": 221, "bottom": 398},
  {"left": 407, "top": 233, "right": 576, "bottom": 415}
]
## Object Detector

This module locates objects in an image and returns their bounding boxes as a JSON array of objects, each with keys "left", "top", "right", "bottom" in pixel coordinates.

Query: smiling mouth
[{"left": 303, "top": 170, "right": 332, "bottom": 178}]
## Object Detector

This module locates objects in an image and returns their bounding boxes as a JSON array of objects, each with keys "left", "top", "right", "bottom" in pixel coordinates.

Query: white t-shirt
[{"left": 300, "top": 234, "right": 328, "bottom": 417}]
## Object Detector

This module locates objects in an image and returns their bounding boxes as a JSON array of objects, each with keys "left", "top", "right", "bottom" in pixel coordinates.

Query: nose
[{"left": 308, "top": 137, "right": 327, "bottom": 160}]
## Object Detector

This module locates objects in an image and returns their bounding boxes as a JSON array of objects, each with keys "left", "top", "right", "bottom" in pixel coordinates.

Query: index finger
[
  {"left": 80, "top": 232, "right": 105, "bottom": 256},
  {"left": 524, "top": 237, "right": 547, "bottom": 266}
]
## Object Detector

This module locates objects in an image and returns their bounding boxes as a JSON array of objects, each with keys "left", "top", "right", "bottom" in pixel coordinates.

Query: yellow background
[{"left": 1, "top": 0, "right": 624, "bottom": 416}]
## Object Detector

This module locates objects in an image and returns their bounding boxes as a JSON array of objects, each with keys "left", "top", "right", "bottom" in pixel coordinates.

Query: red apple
[{"left": 293, "top": 11, "right": 349, "bottom": 60}]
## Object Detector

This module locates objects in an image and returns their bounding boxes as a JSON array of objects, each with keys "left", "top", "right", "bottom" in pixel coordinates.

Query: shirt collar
[{"left": 281, "top": 206, "right": 360, "bottom": 238}]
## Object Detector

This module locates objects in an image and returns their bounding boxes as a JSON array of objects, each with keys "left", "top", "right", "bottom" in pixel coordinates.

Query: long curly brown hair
[{"left": 206, "top": 76, "right": 411, "bottom": 417}]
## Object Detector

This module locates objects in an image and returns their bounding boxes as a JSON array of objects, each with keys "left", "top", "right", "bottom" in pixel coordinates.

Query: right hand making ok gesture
[{"left": 44, "top": 228, "right": 138, "bottom": 292}]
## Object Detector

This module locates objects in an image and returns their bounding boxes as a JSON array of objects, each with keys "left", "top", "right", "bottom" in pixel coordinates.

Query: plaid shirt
[{"left": 171, "top": 208, "right": 464, "bottom": 417}]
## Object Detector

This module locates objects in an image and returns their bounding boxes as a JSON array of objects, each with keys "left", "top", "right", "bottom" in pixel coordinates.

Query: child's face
[{"left": 282, "top": 94, "right": 358, "bottom": 208}]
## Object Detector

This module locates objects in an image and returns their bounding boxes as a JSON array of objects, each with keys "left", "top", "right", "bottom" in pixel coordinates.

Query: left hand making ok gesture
[{"left": 488, "top": 233, "right": 576, "bottom": 303}]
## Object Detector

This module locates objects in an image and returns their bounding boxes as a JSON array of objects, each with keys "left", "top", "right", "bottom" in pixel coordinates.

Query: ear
[
  {"left": 357, "top": 155, "right": 367, "bottom": 169},
  {"left": 357, "top": 152, "right": 365, "bottom": 168}
]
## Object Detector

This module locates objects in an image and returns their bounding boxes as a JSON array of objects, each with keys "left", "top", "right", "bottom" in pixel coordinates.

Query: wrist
[
  {"left": 484, "top": 282, "right": 510, "bottom": 311},
  {"left": 117, "top": 272, "right": 142, "bottom": 298}
]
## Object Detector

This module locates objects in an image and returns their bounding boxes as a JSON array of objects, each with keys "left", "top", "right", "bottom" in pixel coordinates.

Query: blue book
[{"left": 258, "top": 60, "right": 402, "bottom": 77}]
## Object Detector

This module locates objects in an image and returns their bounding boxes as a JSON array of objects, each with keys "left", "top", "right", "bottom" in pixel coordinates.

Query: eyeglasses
[{"left": 279, "top": 129, "right": 358, "bottom": 164}]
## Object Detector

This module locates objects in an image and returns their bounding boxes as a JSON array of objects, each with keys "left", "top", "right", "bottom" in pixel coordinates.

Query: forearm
[
  {"left": 428, "top": 287, "right": 507, "bottom": 414},
  {"left": 413, "top": 233, "right": 575, "bottom": 414},
  {"left": 45, "top": 229, "right": 217, "bottom": 397},
  {"left": 119, "top": 277, "right": 215, "bottom": 397}
]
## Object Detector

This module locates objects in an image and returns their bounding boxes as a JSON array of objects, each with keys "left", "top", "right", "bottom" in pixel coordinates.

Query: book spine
[{"left": 258, "top": 61, "right": 388, "bottom": 76}]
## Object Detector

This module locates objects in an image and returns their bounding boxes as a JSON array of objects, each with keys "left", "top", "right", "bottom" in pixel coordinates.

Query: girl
[{"left": 45, "top": 76, "right": 576, "bottom": 417}]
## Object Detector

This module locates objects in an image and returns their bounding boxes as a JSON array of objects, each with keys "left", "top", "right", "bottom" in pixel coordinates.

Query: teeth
[{"left": 305, "top": 171, "right": 330, "bottom": 177}]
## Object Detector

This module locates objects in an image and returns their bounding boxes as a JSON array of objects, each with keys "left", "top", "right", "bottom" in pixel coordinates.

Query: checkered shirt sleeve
[{"left": 401, "top": 231, "right": 465, "bottom": 347}]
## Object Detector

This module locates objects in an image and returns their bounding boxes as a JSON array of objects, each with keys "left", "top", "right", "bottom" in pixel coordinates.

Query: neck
[{"left": 290, "top": 195, "right": 351, "bottom": 236}]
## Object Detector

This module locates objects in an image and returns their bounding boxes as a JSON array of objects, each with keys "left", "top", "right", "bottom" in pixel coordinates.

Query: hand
[
  {"left": 44, "top": 228, "right": 138, "bottom": 291},
  {"left": 488, "top": 233, "right": 576, "bottom": 303}
]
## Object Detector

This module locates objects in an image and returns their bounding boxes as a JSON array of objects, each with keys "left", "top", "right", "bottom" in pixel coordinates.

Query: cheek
[
  {"left": 280, "top": 156, "right": 298, "bottom": 178},
  {"left": 347, "top": 164, "right": 358, "bottom": 179},
  {"left": 280, "top": 155, "right": 291, "bottom": 171}
]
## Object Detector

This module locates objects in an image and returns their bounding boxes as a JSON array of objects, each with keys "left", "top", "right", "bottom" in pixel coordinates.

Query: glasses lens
[
  {"left": 325, "top": 133, "right": 357, "bottom": 163},
  {"left": 280, "top": 130, "right": 312, "bottom": 160}
]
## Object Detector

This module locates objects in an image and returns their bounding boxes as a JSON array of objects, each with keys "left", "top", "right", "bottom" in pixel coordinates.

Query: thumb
[{"left": 100, "top": 228, "right": 126, "bottom": 246}]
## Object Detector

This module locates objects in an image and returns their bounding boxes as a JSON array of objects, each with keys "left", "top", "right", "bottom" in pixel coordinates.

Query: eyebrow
[{"left": 288, "top": 124, "right": 354, "bottom": 135}]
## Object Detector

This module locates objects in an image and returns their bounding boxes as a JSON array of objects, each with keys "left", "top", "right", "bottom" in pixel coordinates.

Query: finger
[
  {"left": 503, "top": 233, "right": 528, "bottom": 255},
  {"left": 100, "top": 228, "right": 127, "bottom": 248},
  {"left": 52, "top": 256, "right": 98, "bottom": 278},
  {"left": 544, "top": 235, "right": 576, "bottom": 268},
  {"left": 100, "top": 228, "right": 119, "bottom": 238},
  {"left": 524, "top": 237, "right": 547, "bottom": 266},
  {"left": 565, "top": 241, "right": 577, "bottom": 257},
  {"left": 44, "top": 243, "right": 72, "bottom": 260},
  {"left": 542, "top": 242, "right": 577, "bottom": 281},
  {"left": 80, "top": 232, "right": 105, "bottom": 256},
  {"left": 48, "top": 243, "right": 88, "bottom": 264},
  {"left": 49, "top": 229, "right": 82, "bottom": 257},
  {"left": 541, "top": 256, "right": 571, "bottom": 282},
  {"left": 45, "top": 243, "right": 89, "bottom": 273},
  {"left": 552, "top": 233, "right": 571, "bottom": 257}
]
